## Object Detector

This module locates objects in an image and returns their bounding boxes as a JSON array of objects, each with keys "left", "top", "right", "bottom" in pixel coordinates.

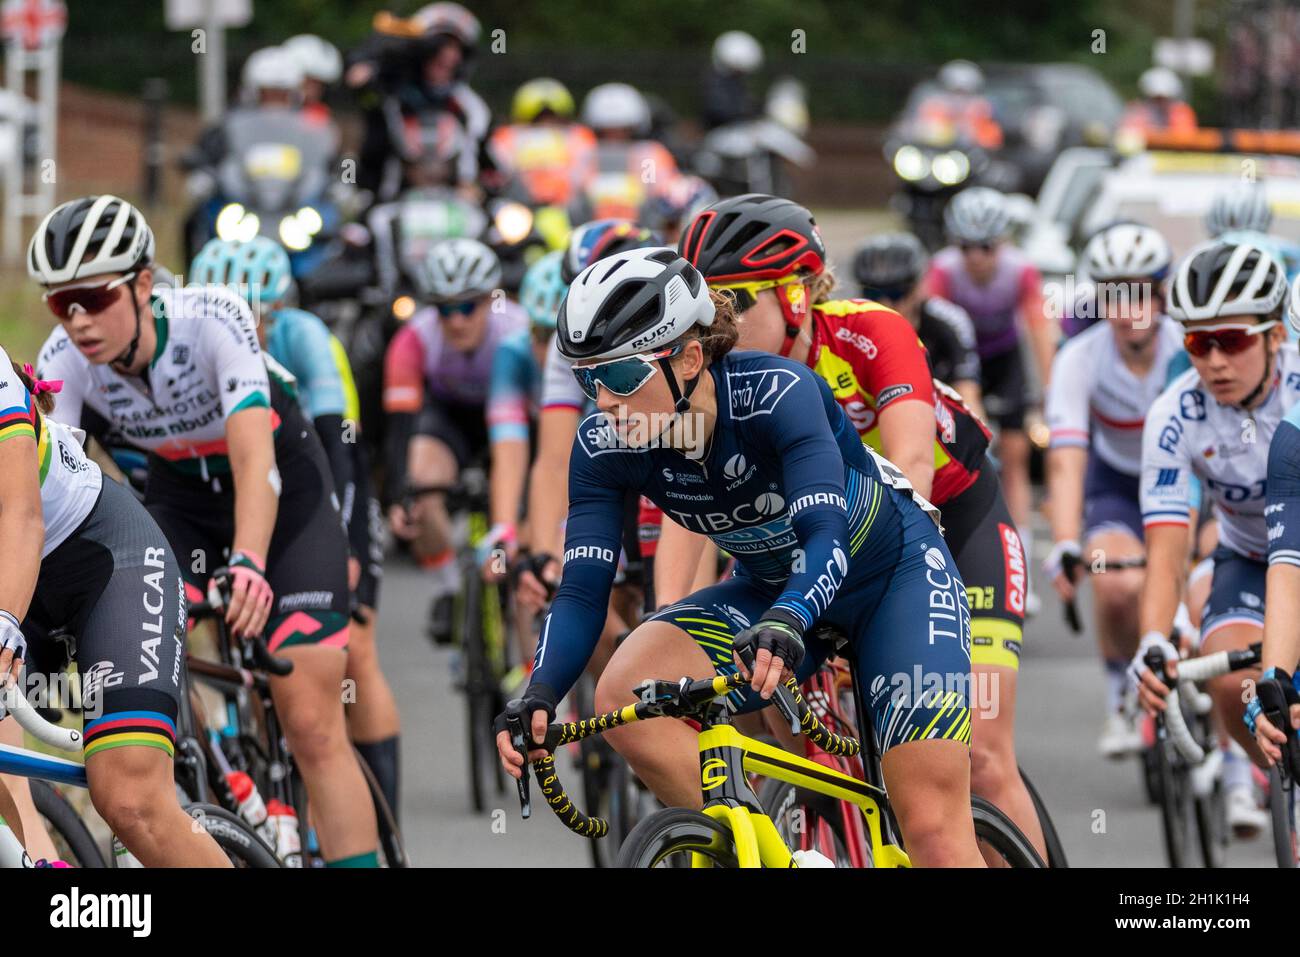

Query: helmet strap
[
  {"left": 111, "top": 274, "right": 145, "bottom": 373},
  {"left": 659, "top": 356, "right": 698, "bottom": 415},
  {"left": 1239, "top": 335, "right": 1276, "bottom": 410},
  {"left": 775, "top": 281, "right": 811, "bottom": 358}
]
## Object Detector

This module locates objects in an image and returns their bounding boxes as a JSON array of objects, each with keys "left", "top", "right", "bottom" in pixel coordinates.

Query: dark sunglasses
[
  {"left": 43, "top": 273, "right": 134, "bottom": 320},
  {"left": 571, "top": 344, "right": 683, "bottom": 401},
  {"left": 1182, "top": 321, "right": 1277, "bottom": 358},
  {"left": 860, "top": 282, "right": 916, "bottom": 303},
  {"left": 436, "top": 299, "right": 479, "bottom": 320},
  {"left": 959, "top": 242, "right": 995, "bottom": 254}
]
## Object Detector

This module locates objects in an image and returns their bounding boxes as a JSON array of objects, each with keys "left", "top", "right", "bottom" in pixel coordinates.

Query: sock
[
  {"left": 325, "top": 850, "right": 379, "bottom": 868},
  {"left": 355, "top": 736, "right": 401, "bottom": 827},
  {"left": 1222, "top": 740, "right": 1252, "bottom": 793},
  {"left": 1103, "top": 658, "right": 1129, "bottom": 714}
]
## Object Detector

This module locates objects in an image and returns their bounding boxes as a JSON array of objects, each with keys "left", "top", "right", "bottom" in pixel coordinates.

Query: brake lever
[
  {"left": 504, "top": 702, "right": 531, "bottom": 819},
  {"left": 736, "top": 644, "right": 799, "bottom": 735}
]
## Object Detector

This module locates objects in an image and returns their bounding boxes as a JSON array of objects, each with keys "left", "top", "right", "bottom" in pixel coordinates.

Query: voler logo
[
  {"left": 1241, "top": 591, "right": 1262, "bottom": 609},
  {"left": 723, "top": 453, "right": 747, "bottom": 481},
  {"left": 870, "top": 674, "right": 888, "bottom": 698}
]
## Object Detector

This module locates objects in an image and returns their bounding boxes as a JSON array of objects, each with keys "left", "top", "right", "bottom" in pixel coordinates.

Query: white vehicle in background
[{"left": 1022, "top": 130, "right": 1300, "bottom": 288}]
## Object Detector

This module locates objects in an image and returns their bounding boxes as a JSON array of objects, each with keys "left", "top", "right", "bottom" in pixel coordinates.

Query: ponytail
[
  {"left": 12, "top": 361, "right": 55, "bottom": 415},
  {"left": 692, "top": 289, "right": 740, "bottom": 361}
]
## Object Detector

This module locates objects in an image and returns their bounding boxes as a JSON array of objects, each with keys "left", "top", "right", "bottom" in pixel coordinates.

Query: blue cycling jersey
[
  {"left": 265, "top": 307, "right": 350, "bottom": 421},
  {"left": 486, "top": 330, "right": 541, "bottom": 444},
  {"left": 529, "top": 350, "right": 954, "bottom": 704}
]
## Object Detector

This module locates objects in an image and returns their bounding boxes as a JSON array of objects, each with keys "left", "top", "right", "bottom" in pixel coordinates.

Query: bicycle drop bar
[
  {"left": 504, "top": 706, "right": 533, "bottom": 819},
  {"left": 735, "top": 643, "right": 800, "bottom": 735},
  {"left": 199, "top": 573, "right": 295, "bottom": 677},
  {"left": 1062, "top": 553, "right": 1147, "bottom": 636},
  {"left": 0, "top": 683, "right": 82, "bottom": 752},
  {"left": 1161, "top": 643, "right": 1261, "bottom": 763}
]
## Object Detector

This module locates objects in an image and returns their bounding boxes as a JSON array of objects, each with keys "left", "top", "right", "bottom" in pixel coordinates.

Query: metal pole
[
  {"left": 142, "top": 78, "right": 167, "bottom": 206},
  {"left": 200, "top": 0, "right": 225, "bottom": 123},
  {"left": 39, "top": 41, "right": 58, "bottom": 211},
  {"left": 3, "top": 42, "right": 19, "bottom": 260}
]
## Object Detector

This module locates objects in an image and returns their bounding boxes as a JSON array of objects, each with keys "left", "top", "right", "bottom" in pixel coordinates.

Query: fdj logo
[{"left": 701, "top": 757, "right": 728, "bottom": 791}]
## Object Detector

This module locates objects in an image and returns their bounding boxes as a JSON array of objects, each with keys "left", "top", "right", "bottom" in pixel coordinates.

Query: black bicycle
[{"left": 1260, "top": 680, "right": 1300, "bottom": 867}]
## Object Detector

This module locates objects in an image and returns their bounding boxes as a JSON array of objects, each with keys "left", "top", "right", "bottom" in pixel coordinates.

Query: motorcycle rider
[
  {"left": 581, "top": 83, "right": 680, "bottom": 221},
  {"left": 488, "top": 78, "right": 597, "bottom": 208},
  {"left": 284, "top": 33, "right": 343, "bottom": 125},
  {"left": 702, "top": 30, "right": 764, "bottom": 130},
  {"left": 1119, "top": 66, "right": 1197, "bottom": 138},
  {"left": 915, "top": 59, "right": 1003, "bottom": 151},
  {"left": 347, "top": 3, "right": 493, "bottom": 204}
]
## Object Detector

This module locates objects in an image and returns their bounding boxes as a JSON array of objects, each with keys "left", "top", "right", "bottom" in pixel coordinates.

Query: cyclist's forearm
[
  {"left": 1046, "top": 447, "right": 1086, "bottom": 544},
  {"left": 383, "top": 411, "right": 415, "bottom": 507},
  {"left": 1027, "top": 313, "right": 1056, "bottom": 386},
  {"left": 1263, "top": 564, "right": 1300, "bottom": 672},
  {"left": 488, "top": 438, "right": 529, "bottom": 535},
  {"left": 1138, "top": 525, "right": 1189, "bottom": 638},
  {"left": 530, "top": 561, "right": 615, "bottom": 700},
  {"left": 654, "top": 518, "right": 710, "bottom": 608},
  {"left": 227, "top": 410, "right": 277, "bottom": 561},
  {"left": 527, "top": 410, "right": 578, "bottom": 558}
]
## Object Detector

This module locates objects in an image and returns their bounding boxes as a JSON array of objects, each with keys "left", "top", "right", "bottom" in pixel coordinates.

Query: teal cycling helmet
[
  {"left": 190, "top": 236, "right": 293, "bottom": 304},
  {"left": 519, "top": 250, "right": 566, "bottom": 329}
]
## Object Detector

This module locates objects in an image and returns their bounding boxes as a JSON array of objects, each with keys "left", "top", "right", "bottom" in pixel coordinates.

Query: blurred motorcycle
[
  {"left": 694, "top": 77, "right": 816, "bottom": 196},
  {"left": 184, "top": 108, "right": 351, "bottom": 281}
]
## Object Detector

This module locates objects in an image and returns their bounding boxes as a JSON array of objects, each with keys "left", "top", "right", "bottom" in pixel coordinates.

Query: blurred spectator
[
  {"left": 1118, "top": 67, "right": 1197, "bottom": 137},
  {"left": 488, "top": 79, "right": 597, "bottom": 207},
  {"left": 914, "top": 59, "right": 1003, "bottom": 150},
  {"left": 284, "top": 34, "right": 343, "bottom": 125},
  {"left": 581, "top": 83, "right": 679, "bottom": 220},
  {"left": 702, "top": 30, "right": 763, "bottom": 130}
]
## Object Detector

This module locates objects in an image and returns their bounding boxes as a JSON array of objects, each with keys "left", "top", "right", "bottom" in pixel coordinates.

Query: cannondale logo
[
  {"left": 752, "top": 492, "right": 785, "bottom": 516},
  {"left": 925, "top": 547, "right": 947, "bottom": 571},
  {"left": 723, "top": 453, "right": 747, "bottom": 481}
]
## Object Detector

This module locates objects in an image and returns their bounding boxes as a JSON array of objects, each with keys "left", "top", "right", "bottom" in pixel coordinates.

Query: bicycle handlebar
[
  {"left": 1155, "top": 644, "right": 1261, "bottom": 764},
  {"left": 0, "top": 683, "right": 82, "bottom": 753},
  {"left": 1061, "top": 553, "right": 1147, "bottom": 635},
  {"left": 512, "top": 671, "right": 862, "bottom": 839},
  {"left": 198, "top": 574, "right": 295, "bottom": 678}
]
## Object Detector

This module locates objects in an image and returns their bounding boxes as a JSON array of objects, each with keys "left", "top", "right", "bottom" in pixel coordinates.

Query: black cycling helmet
[
  {"left": 852, "top": 232, "right": 927, "bottom": 298},
  {"left": 678, "top": 193, "right": 826, "bottom": 283}
]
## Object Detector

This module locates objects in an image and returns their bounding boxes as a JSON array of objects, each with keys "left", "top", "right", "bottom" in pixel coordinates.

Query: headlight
[
  {"left": 494, "top": 202, "right": 533, "bottom": 246},
  {"left": 931, "top": 151, "right": 970, "bottom": 186},
  {"left": 296, "top": 206, "right": 324, "bottom": 236},
  {"left": 893, "top": 145, "right": 929, "bottom": 182},
  {"left": 279, "top": 214, "right": 312, "bottom": 252},
  {"left": 216, "top": 203, "right": 245, "bottom": 241},
  {"left": 392, "top": 295, "right": 416, "bottom": 321}
]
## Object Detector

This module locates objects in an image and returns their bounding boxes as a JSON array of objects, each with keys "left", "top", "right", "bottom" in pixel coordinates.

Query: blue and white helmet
[
  {"left": 519, "top": 250, "right": 566, "bottom": 330},
  {"left": 190, "top": 236, "right": 293, "bottom": 304},
  {"left": 1205, "top": 183, "right": 1273, "bottom": 238},
  {"left": 1081, "top": 223, "right": 1171, "bottom": 281}
]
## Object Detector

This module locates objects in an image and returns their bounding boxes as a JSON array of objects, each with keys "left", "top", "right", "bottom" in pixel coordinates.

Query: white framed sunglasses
[{"left": 571, "top": 343, "right": 684, "bottom": 401}]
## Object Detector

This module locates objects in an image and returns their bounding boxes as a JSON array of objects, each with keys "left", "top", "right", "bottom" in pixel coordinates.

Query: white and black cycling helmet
[
  {"left": 1205, "top": 183, "right": 1273, "bottom": 238},
  {"left": 852, "top": 232, "right": 927, "bottom": 296},
  {"left": 283, "top": 34, "right": 343, "bottom": 85},
  {"left": 1166, "top": 239, "right": 1287, "bottom": 324},
  {"left": 241, "top": 46, "right": 304, "bottom": 94},
  {"left": 712, "top": 31, "right": 763, "bottom": 74},
  {"left": 944, "top": 187, "right": 1010, "bottom": 244},
  {"left": 1139, "top": 66, "right": 1182, "bottom": 101},
  {"left": 1081, "top": 222, "right": 1172, "bottom": 281},
  {"left": 28, "top": 194, "right": 155, "bottom": 285},
  {"left": 581, "top": 83, "right": 651, "bottom": 135},
  {"left": 557, "top": 246, "right": 713, "bottom": 362},
  {"left": 416, "top": 237, "right": 501, "bottom": 302},
  {"left": 939, "top": 59, "right": 984, "bottom": 94}
]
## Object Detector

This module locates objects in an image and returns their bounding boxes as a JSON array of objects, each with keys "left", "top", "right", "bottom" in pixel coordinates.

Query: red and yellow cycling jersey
[{"left": 806, "top": 299, "right": 991, "bottom": 504}]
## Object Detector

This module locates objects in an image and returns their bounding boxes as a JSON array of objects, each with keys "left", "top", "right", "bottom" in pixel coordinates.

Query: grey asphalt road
[
  {"left": 376, "top": 523, "right": 1276, "bottom": 868},
  {"left": 375, "top": 207, "right": 1275, "bottom": 867}
]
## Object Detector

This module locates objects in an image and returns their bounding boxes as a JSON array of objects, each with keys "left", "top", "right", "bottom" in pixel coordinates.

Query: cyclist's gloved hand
[
  {"left": 494, "top": 683, "right": 557, "bottom": 781},
  {"left": 1246, "top": 668, "right": 1300, "bottom": 761},
  {"left": 1129, "top": 630, "right": 1179, "bottom": 713},
  {"left": 0, "top": 609, "right": 26, "bottom": 687},
  {"left": 733, "top": 611, "right": 806, "bottom": 700},
  {"left": 222, "top": 550, "right": 275, "bottom": 641}
]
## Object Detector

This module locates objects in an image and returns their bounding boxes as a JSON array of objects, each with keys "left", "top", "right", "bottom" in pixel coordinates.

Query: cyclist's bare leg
[
  {"left": 1199, "top": 622, "right": 1265, "bottom": 761},
  {"left": 969, "top": 665, "right": 1045, "bottom": 861},
  {"left": 0, "top": 776, "right": 23, "bottom": 846},
  {"left": 1085, "top": 529, "right": 1145, "bottom": 662},
  {"left": 271, "top": 645, "right": 379, "bottom": 861},
  {"left": 345, "top": 608, "right": 400, "bottom": 743},
  {"left": 882, "top": 738, "right": 985, "bottom": 867},
  {"left": 87, "top": 746, "right": 230, "bottom": 866},
  {"left": 594, "top": 620, "right": 716, "bottom": 808},
  {"left": 406, "top": 436, "right": 458, "bottom": 561},
  {"left": 0, "top": 718, "right": 56, "bottom": 860},
  {"left": 996, "top": 430, "right": 1032, "bottom": 532}
]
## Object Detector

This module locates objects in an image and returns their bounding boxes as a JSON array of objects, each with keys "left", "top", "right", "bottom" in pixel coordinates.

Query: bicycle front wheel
[
  {"left": 616, "top": 807, "right": 739, "bottom": 868},
  {"left": 1154, "top": 742, "right": 1194, "bottom": 868},
  {"left": 972, "top": 796, "right": 1046, "bottom": 868},
  {"left": 460, "top": 566, "right": 493, "bottom": 813},
  {"left": 1018, "top": 766, "right": 1068, "bottom": 868},
  {"left": 186, "top": 803, "right": 282, "bottom": 868},
  {"left": 31, "top": 781, "right": 106, "bottom": 868}
]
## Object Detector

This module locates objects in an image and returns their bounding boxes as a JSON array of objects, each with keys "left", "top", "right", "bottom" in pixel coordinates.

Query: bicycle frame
[{"left": 694, "top": 722, "right": 910, "bottom": 868}]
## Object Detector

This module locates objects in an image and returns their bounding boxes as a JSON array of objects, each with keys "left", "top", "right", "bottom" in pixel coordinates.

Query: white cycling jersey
[
  {"left": 1046, "top": 317, "right": 1184, "bottom": 476},
  {"left": 0, "top": 344, "right": 102, "bottom": 556},
  {"left": 540, "top": 336, "right": 587, "bottom": 411},
  {"left": 1141, "top": 342, "right": 1300, "bottom": 559},
  {"left": 37, "top": 284, "right": 272, "bottom": 477}
]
